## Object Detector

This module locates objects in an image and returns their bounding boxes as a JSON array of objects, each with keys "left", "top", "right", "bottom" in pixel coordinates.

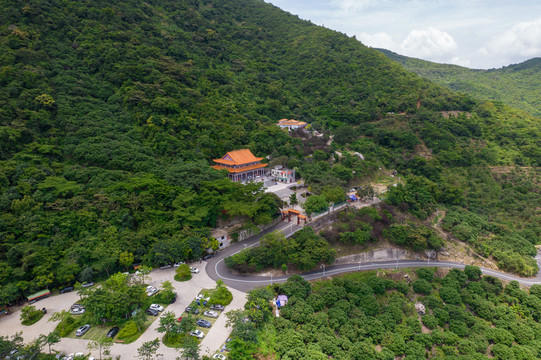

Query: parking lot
[{"left": 0, "top": 264, "right": 247, "bottom": 358}]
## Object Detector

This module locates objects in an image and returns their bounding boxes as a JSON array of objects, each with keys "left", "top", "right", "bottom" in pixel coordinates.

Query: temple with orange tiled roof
[
  {"left": 212, "top": 149, "right": 267, "bottom": 182},
  {"left": 277, "top": 118, "right": 307, "bottom": 131}
]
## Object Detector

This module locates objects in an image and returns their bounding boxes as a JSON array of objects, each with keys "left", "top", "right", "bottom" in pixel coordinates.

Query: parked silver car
[
  {"left": 75, "top": 324, "right": 91, "bottom": 336},
  {"left": 203, "top": 310, "right": 219, "bottom": 318}
]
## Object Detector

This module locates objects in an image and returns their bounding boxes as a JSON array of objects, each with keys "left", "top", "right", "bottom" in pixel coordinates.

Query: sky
[{"left": 266, "top": 0, "right": 541, "bottom": 69}]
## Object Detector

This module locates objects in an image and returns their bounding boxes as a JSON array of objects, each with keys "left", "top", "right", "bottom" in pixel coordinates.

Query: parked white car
[
  {"left": 190, "top": 330, "right": 204, "bottom": 339},
  {"left": 195, "top": 294, "right": 210, "bottom": 301},
  {"left": 174, "top": 262, "right": 185, "bottom": 268},
  {"left": 146, "top": 286, "right": 159, "bottom": 296},
  {"left": 70, "top": 307, "right": 85, "bottom": 315},
  {"left": 149, "top": 304, "right": 164, "bottom": 312},
  {"left": 190, "top": 267, "right": 199, "bottom": 274},
  {"left": 212, "top": 354, "right": 226, "bottom": 360},
  {"left": 203, "top": 310, "right": 219, "bottom": 318}
]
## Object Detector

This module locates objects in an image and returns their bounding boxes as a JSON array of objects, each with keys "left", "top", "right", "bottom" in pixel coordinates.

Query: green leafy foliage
[
  {"left": 225, "top": 228, "right": 335, "bottom": 272},
  {"left": 228, "top": 269, "right": 541, "bottom": 360},
  {"left": 20, "top": 305, "right": 44, "bottom": 325},
  {"left": 79, "top": 272, "right": 146, "bottom": 325},
  {"left": 302, "top": 195, "right": 329, "bottom": 216},
  {"left": 174, "top": 264, "right": 192, "bottom": 282}
]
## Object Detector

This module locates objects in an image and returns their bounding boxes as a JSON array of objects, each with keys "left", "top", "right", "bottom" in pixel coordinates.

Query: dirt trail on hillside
[{"left": 426, "top": 209, "right": 499, "bottom": 271}]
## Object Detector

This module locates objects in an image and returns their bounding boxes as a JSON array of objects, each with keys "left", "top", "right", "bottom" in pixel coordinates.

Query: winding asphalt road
[{"left": 206, "top": 222, "right": 541, "bottom": 292}]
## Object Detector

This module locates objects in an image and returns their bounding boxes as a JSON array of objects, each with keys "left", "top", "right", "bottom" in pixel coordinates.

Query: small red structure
[{"left": 281, "top": 209, "right": 307, "bottom": 225}]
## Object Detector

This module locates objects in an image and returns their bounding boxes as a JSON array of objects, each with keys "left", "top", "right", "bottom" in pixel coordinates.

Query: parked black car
[
  {"left": 106, "top": 326, "right": 119, "bottom": 338},
  {"left": 59, "top": 286, "right": 74, "bottom": 294},
  {"left": 146, "top": 308, "right": 159, "bottom": 316},
  {"left": 210, "top": 304, "right": 225, "bottom": 311},
  {"left": 196, "top": 319, "right": 211, "bottom": 328},
  {"left": 170, "top": 293, "right": 177, "bottom": 304},
  {"left": 202, "top": 253, "right": 214, "bottom": 261}
]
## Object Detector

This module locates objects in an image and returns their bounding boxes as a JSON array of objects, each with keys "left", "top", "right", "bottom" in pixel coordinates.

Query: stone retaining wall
[
  {"left": 335, "top": 247, "right": 410, "bottom": 264},
  {"left": 236, "top": 217, "right": 282, "bottom": 242}
]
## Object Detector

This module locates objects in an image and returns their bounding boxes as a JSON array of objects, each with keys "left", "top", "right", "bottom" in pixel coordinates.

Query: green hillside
[
  {"left": 0, "top": 0, "right": 540, "bottom": 307},
  {"left": 233, "top": 270, "right": 541, "bottom": 360},
  {"left": 378, "top": 49, "right": 541, "bottom": 117}
]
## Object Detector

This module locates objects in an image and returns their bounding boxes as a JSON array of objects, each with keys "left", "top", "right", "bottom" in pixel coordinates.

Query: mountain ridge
[{"left": 377, "top": 48, "right": 541, "bottom": 117}]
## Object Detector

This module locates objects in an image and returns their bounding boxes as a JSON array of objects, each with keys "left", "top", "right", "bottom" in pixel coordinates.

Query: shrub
[
  {"left": 20, "top": 305, "right": 44, "bottom": 326},
  {"left": 530, "top": 284, "right": 541, "bottom": 298},
  {"left": 449, "top": 319, "right": 469, "bottom": 337},
  {"left": 491, "top": 343, "right": 513, "bottom": 360},
  {"left": 423, "top": 295, "right": 443, "bottom": 309},
  {"left": 210, "top": 284, "right": 233, "bottom": 306},
  {"left": 421, "top": 315, "right": 438, "bottom": 329},
  {"left": 433, "top": 308, "right": 450, "bottom": 327},
  {"left": 395, "top": 281, "right": 410, "bottom": 295},
  {"left": 416, "top": 267, "right": 435, "bottom": 282},
  {"left": 117, "top": 321, "right": 139, "bottom": 342},
  {"left": 464, "top": 265, "right": 482, "bottom": 281},
  {"left": 56, "top": 316, "right": 79, "bottom": 337},
  {"left": 412, "top": 279, "right": 432, "bottom": 295},
  {"left": 439, "top": 287, "right": 462, "bottom": 305},
  {"left": 339, "top": 225, "right": 372, "bottom": 245},
  {"left": 174, "top": 264, "right": 192, "bottom": 282}
]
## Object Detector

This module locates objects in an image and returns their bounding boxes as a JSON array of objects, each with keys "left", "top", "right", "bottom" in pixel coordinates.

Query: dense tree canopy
[{"left": 226, "top": 268, "right": 541, "bottom": 360}]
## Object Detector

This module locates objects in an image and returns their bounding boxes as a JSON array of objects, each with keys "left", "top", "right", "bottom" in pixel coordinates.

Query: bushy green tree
[
  {"left": 20, "top": 305, "right": 44, "bottom": 325},
  {"left": 303, "top": 195, "right": 329, "bottom": 216},
  {"left": 412, "top": 279, "right": 432, "bottom": 295}
]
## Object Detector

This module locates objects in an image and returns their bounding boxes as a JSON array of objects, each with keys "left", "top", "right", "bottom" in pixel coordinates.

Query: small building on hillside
[
  {"left": 277, "top": 118, "right": 307, "bottom": 131},
  {"left": 212, "top": 149, "right": 267, "bottom": 182},
  {"left": 276, "top": 295, "right": 288, "bottom": 307},
  {"left": 270, "top": 165, "right": 295, "bottom": 183},
  {"left": 211, "top": 229, "right": 231, "bottom": 250}
]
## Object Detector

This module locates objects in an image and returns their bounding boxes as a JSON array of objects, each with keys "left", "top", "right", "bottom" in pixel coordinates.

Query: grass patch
[
  {"left": 174, "top": 274, "right": 192, "bottom": 282},
  {"left": 62, "top": 317, "right": 156, "bottom": 344}
]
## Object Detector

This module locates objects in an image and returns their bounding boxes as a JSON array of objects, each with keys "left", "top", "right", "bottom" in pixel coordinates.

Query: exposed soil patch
[
  {"left": 426, "top": 209, "right": 500, "bottom": 271},
  {"left": 440, "top": 110, "right": 471, "bottom": 119},
  {"left": 414, "top": 142, "right": 434, "bottom": 160}
]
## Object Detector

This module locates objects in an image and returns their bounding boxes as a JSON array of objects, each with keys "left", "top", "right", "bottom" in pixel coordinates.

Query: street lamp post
[
  {"left": 396, "top": 257, "right": 398, "bottom": 271},
  {"left": 322, "top": 264, "right": 325, "bottom": 277},
  {"left": 271, "top": 273, "right": 273, "bottom": 286}
]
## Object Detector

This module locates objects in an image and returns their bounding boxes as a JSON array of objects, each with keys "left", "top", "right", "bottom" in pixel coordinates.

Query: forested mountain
[
  {"left": 0, "top": 0, "right": 540, "bottom": 309},
  {"left": 378, "top": 48, "right": 541, "bottom": 117}
]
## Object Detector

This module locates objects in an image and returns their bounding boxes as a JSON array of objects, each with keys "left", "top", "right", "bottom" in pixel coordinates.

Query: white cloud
[
  {"left": 330, "top": 0, "right": 371, "bottom": 12},
  {"left": 480, "top": 18, "right": 541, "bottom": 60},
  {"left": 399, "top": 27, "right": 458, "bottom": 60},
  {"left": 358, "top": 32, "right": 396, "bottom": 49},
  {"left": 449, "top": 56, "right": 471, "bottom": 67}
]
